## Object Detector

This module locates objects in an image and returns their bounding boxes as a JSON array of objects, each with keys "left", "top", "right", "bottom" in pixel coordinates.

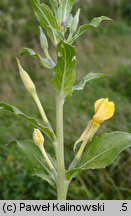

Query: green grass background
[{"left": 0, "top": 0, "right": 131, "bottom": 199}]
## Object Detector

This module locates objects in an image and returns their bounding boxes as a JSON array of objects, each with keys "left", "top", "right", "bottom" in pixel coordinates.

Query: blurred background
[{"left": 0, "top": 0, "right": 131, "bottom": 200}]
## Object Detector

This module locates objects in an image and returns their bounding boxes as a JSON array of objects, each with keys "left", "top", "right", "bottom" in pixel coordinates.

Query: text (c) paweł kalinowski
[{"left": 19, "top": 202, "right": 104, "bottom": 212}]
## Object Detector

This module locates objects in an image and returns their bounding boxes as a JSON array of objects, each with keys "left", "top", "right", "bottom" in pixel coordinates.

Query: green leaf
[
  {"left": 13, "top": 139, "right": 56, "bottom": 187},
  {"left": 81, "top": 131, "right": 131, "bottom": 169},
  {"left": 0, "top": 102, "right": 56, "bottom": 142},
  {"left": 31, "top": 0, "right": 60, "bottom": 44},
  {"left": 20, "top": 47, "right": 37, "bottom": 57},
  {"left": 72, "top": 72, "right": 108, "bottom": 93},
  {"left": 50, "top": 27, "right": 65, "bottom": 41},
  {"left": 56, "top": 0, "right": 74, "bottom": 26},
  {"left": 67, "top": 132, "right": 131, "bottom": 179},
  {"left": 52, "top": 41, "right": 76, "bottom": 98},
  {"left": 20, "top": 47, "right": 55, "bottom": 69},
  {"left": 48, "top": 0, "right": 58, "bottom": 14},
  {"left": 70, "top": 16, "right": 112, "bottom": 43},
  {"left": 66, "top": 168, "right": 80, "bottom": 180}
]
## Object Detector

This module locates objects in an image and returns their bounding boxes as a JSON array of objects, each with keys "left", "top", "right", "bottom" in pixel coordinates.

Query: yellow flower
[
  {"left": 92, "top": 98, "right": 115, "bottom": 125},
  {"left": 33, "top": 129, "right": 44, "bottom": 146}
]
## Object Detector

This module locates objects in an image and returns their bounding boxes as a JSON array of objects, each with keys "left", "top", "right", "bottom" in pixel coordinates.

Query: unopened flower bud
[
  {"left": 92, "top": 98, "right": 115, "bottom": 125},
  {"left": 39, "top": 26, "right": 48, "bottom": 51},
  {"left": 33, "top": 129, "right": 55, "bottom": 171},
  {"left": 17, "top": 58, "right": 36, "bottom": 96},
  {"left": 70, "top": 9, "right": 80, "bottom": 34},
  {"left": 33, "top": 129, "right": 44, "bottom": 146}
]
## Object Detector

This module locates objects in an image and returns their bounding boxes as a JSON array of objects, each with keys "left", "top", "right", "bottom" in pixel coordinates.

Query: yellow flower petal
[
  {"left": 94, "top": 98, "right": 105, "bottom": 113},
  {"left": 92, "top": 98, "right": 115, "bottom": 124}
]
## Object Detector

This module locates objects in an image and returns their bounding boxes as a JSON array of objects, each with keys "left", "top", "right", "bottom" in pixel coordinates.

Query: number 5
[{"left": 122, "top": 203, "right": 127, "bottom": 211}]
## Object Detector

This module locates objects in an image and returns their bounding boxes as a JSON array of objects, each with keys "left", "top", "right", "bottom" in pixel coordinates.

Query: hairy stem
[{"left": 55, "top": 94, "right": 68, "bottom": 200}]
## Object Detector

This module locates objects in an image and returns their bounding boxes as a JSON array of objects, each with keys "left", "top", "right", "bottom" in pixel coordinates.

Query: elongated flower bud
[
  {"left": 17, "top": 58, "right": 36, "bottom": 96},
  {"left": 70, "top": 9, "right": 80, "bottom": 34},
  {"left": 33, "top": 129, "right": 44, "bottom": 146},
  {"left": 92, "top": 98, "right": 115, "bottom": 125},
  {"left": 33, "top": 129, "right": 55, "bottom": 171},
  {"left": 39, "top": 26, "right": 48, "bottom": 51}
]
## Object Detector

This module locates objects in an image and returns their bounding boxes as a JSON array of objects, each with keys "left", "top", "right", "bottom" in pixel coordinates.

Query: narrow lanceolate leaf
[
  {"left": 31, "top": 0, "right": 60, "bottom": 44},
  {"left": 0, "top": 102, "right": 56, "bottom": 142},
  {"left": 72, "top": 73, "right": 108, "bottom": 93},
  {"left": 67, "top": 132, "right": 131, "bottom": 179},
  {"left": 56, "top": 0, "right": 74, "bottom": 26},
  {"left": 52, "top": 41, "right": 76, "bottom": 98},
  {"left": 70, "top": 16, "right": 112, "bottom": 44},
  {"left": 13, "top": 139, "right": 56, "bottom": 187},
  {"left": 20, "top": 47, "right": 55, "bottom": 69},
  {"left": 48, "top": 0, "right": 58, "bottom": 14}
]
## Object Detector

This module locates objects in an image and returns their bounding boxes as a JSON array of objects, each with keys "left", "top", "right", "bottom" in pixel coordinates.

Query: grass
[{"left": 0, "top": 1, "right": 131, "bottom": 199}]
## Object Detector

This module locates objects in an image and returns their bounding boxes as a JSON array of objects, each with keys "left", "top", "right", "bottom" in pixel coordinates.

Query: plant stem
[
  {"left": 55, "top": 94, "right": 68, "bottom": 200},
  {"left": 33, "top": 92, "right": 57, "bottom": 148},
  {"left": 39, "top": 144, "right": 55, "bottom": 171},
  {"left": 33, "top": 92, "right": 49, "bottom": 125},
  {"left": 69, "top": 121, "right": 100, "bottom": 170},
  {"left": 44, "top": 49, "right": 51, "bottom": 60},
  {"left": 69, "top": 139, "right": 88, "bottom": 169}
]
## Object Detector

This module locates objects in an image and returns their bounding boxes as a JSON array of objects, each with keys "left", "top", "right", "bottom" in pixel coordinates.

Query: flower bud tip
[{"left": 33, "top": 129, "right": 44, "bottom": 146}]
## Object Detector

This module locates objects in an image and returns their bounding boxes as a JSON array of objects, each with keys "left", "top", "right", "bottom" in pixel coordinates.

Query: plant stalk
[
  {"left": 55, "top": 94, "right": 68, "bottom": 200},
  {"left": 69, "top": 121, "right": 100, "bottom": 169},
  {"left": 69, "top": 139, "right": 88, "bottom": 169},
  {"left": 33, "top": 92, "right": 49, "bottom": 125},
  {"left": 39, "top": 144, "right": 55, "bottom": 171}
]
